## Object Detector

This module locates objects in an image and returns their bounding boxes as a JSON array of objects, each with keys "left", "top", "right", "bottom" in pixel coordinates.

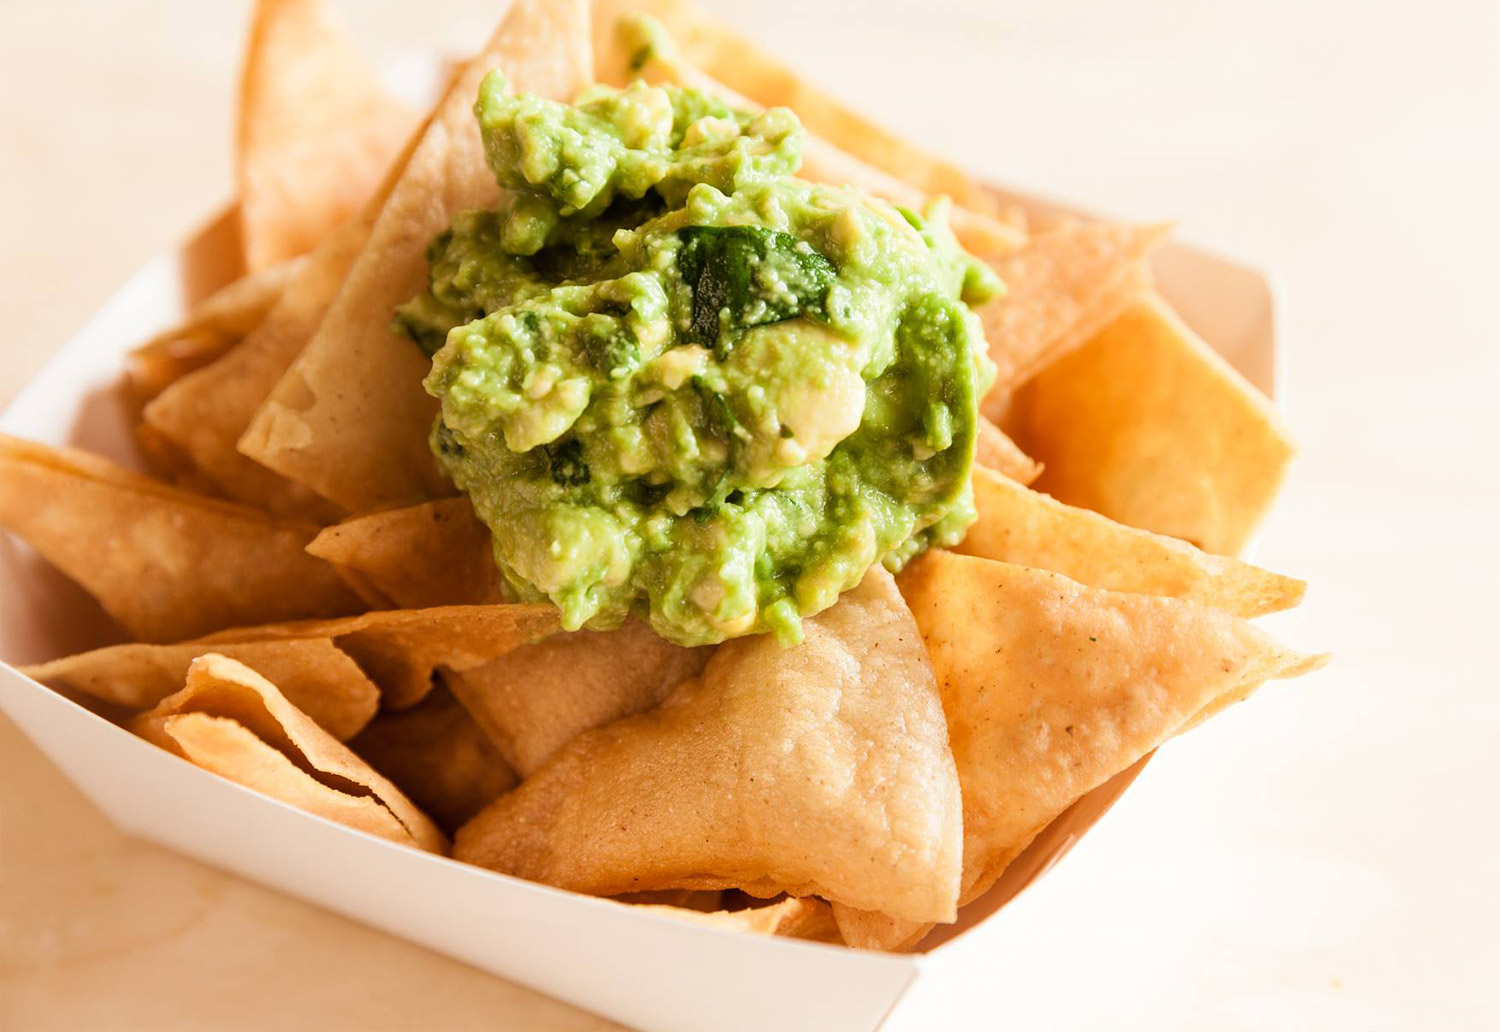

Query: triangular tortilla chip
[
  {"left": 627, "top": 37, "right": 1023, "bottom": 258},
  {"left": 839, "top": 549, "right": 1324, "bottom": 950},
  {"left": 125, "top": 255, "right": 305, "bottom": 401},
  {"left": 1010, "top": 293, "right": 1297, "bottom": 555},
  {"left": 906, "top": 551, "right": 1324, "bottom": 906},
  {"left": 240, "top": 0, "right": 594, "bottom": 511},
  {"left": 979, "top": 219, "right": 1168, "bottom": 401},
  {"left": 454, "top": 568, "right": 962, "bottom": 923},
  {"left": 592, "top": 0, "right": 1002, "bottom": 222},
  {"left": 0, "top": 436, "right": 361, "bottom": 642},
  {"left": 974, "top": 416, "right": 1041, "bottom": 485},
  {"left": 305, "top": 498, "right": 506, "bottom": 609},
  {"left": 142, "top": 217, "right": 372, "bottom": 522},
  {"left": 132, "top": 654, "right": 445, "bottom": 850},
  {"left": 444, "top": 618, "right": 712, "bottom": 775},
  {"left": 349, "top": 684, "right": 517, "bottom": 833},
  {"left": 196, "top": 603, "right": 560, "bottom": 710},
  {"left": 957, "top": 466, "right": 1305, "bottom": 616},
  {"left": 237, "top": 0, "right": 416, "bottom": 270},
  {"left": 22, "top": 638, "right": 378, "bottom": 740},
  {"left": 628, "top": 895, "right": 841, "bottom": 943}
]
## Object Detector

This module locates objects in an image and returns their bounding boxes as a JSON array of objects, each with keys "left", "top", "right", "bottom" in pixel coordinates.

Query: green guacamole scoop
[{"left": 399, "top": 70, "right": 1000, "bottom": 646}]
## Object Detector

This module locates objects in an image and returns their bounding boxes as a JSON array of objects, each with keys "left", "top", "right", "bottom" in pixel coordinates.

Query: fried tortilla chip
[
  {"left": 0, "top": 436, "right": 362, "bottom": 642},
  {"left": 305, "top": 498, "right": 505, "bottom": 609},
  {"left": 980, "top": 219, "right": 1168, "bottom": 402},
  {"left": 237, "top": 0, "right": 416, "bottom": 270},
  {"left": 628, "top": 895, "right": 841, "bottom": 943},
  {"left": 1010, "top": 293, "right": 1297, "bottom": 555},
  {"left": 957, "top": 466, "right": 1305, "bottom": 617},
  {"left": 906, "top": 551, "right": 1324, "bottom": 907},
  {"left": 593, "top": 0, "right": 1001, "bottom": 221},
  {"left": 142, "top": 217, "right": 372, "bottom": 522},
  {"left": 125, "top": 256, "right": 305, "bottom": 401},
  {"left": 132, "top": 654, "right": 445, "bottom": 850},
  {"left": 196, "top": 603, "right": 560, "bottom": 710},
  {"left": 22, "top": 638, "right": 377, "bottom": 740},
  {"left": 628, "top": 35, "right": 1022, "bottom": 258},
  {"left": 349, "top": 684, "right": 517, "bottom": 832},
  {"left": 613, "top": 889, "right": 725, "bottom": 910},
  {"left": 974, "top": 417, "right": 1042, "bottom": 485},
  {"left": 454, "top": 568, "right": 962, "bottom": 924},
  {"left": 444, "top": 618, "right": 711, "bottom": 775},
  {"left": 240, "top": 0, "right": 594, "bottom": 511}
]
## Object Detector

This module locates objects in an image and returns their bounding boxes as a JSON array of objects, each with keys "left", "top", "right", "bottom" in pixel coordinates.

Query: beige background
[{"left": 2, "top": 1, "right": 1497, "bottom": 1029}]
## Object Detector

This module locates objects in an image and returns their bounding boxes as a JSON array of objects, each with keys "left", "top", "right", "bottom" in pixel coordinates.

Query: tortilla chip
[
  {"left": 904, "top": 550, "right": 1324, "bottom": 908},
  {"left": 974, "top": 417, "right": 1042, "bottom": 485},
  {"left": 240, "top": 0, "right": 594, "bottom": 511},
  {"left": 22, "top": 638, "right": 378, "bottom": 740},
  {"left": 629, "top": 895, "right": 841, "bottom": 943},
  {"left": 444, "top": 618, "right": 711, "bottom": 775},
  {"left": 132, "top": 654, "right": 446, "bottom": 850},
  {"left": 196, "top": 603, "right": 560, "bottom": 710},
  {"left": 237, "top": 0, "right": 416, "bottom": 270},
  {"left": 613, "top": 889, "right": 725, "bottom": 911},
  {"left": 349, "top": 684, "right": 517, "bottom": 832},
  {"left": 1010, "top": 294, "right": 1297, "bottom": 556},
  {"left": 957, "top": 466, "right": 1305, "bottom": 617},
  {"left": 125, "top": 256, "right": 305, "bottom": 401},
  {"left": 0, "top": 436, "right": 362, "bottom": 642},
  {"left": 628, "top": 38, "right": 1022, "bottom": 258},
  {"left": 979, "top": 219, "right": 1168, "bottom": 402},
  {"left": 305, "top": 498, "right": 505, "bottom": 609},
  {"left": 593, "top": 0, "right": 1000, "bottom": 221},
  {"left": 142, "top": 217, "right": 371, "bottom": 522},
  {"left": 454, "top": 567, "right": 962, "bottom": 924}
]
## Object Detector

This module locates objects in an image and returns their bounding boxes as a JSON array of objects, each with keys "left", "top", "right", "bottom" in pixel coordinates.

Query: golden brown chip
[
  {"left": 240, "top": 0, "right": 595, "bottom": 512},
  {"left": 904, "top": 551, "right": 1324, "bottom": 908},
  {"left": 626, "top": 36, "right": 1022, "bottom": 258},
  {"left": 1010, "top": 293, "right": 1297, "bottom": 555},
  {"left": 237, "top": 0, "right": 416, "bottom": 270},
  {"left": 444, "top": 618, "right": 712, "bottom": 775},
  {"left": 593, "top": 0, "right": 1000, "bottom": 221},
  {"left": 454, "top": 568, "right": 962, "bottom": 924},
  {"left": 349, "top": 684, "right": 517, "bottom": 833},
  {"left": 957, "top": 466, "right": 1305, "bottom": 616},
  {"left": 974, "top": 417, "right": 1042, "bottom": 485},
  {"left": 132, "top": 654, "right": 445, "bottom": 850},
  {"left": 196, "top": 603, "right": 560, "bottom": 710},
  {"left": 142, "top": 217, "right": 372, "bottom": 522},
  {"left": 125, "top": 256, "right": 306, "bottom": 401},
  {"left": 305, "top": 498, "right": 505, "bottom": 609},
  {"left": 0, "top": 436, "right": 362, "bottom": 642},
  {"left": 979, "top": 219, "right": 1168, "bottom": 401},
  {"left": 22, "top": 638, "right": 378, "bottom": 740},
  {"left": 626, "top": 895, "right": 841, "bottom": 943}
]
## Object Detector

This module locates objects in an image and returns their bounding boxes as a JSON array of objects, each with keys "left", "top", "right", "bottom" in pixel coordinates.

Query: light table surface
[{"left": 1, "top": 1, "right": 1496, "bottom": 1029}]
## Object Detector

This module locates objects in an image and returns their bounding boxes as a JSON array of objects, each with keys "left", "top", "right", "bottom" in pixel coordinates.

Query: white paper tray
[{"left": 0, "top": 197, "right": 1275, "bottom": 1031}]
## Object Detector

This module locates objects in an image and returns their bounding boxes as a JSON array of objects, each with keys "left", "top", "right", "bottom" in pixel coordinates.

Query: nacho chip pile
[{"left": 0, "top": 0, "right": 1324, "bottom": 953}]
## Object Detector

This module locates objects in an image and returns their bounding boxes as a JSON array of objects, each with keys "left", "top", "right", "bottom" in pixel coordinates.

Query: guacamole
[{"left": 400, "top": 71, "right": 999, "bottom": 646}]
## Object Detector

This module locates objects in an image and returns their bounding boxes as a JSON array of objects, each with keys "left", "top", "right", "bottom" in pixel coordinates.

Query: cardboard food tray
[{"left": 0, "top": 184, "right": 1276, "bottom": 1030}]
